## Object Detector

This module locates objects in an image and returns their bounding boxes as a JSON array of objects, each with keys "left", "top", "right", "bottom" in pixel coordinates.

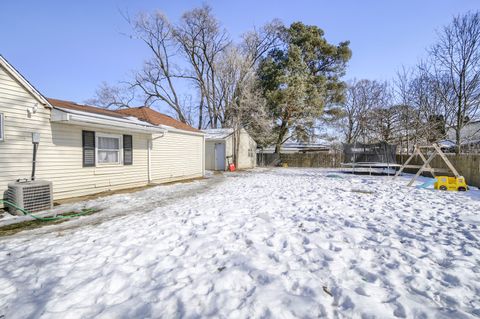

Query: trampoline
[{"left": 341, "top": 142, "right": 400, "bottom": 175}]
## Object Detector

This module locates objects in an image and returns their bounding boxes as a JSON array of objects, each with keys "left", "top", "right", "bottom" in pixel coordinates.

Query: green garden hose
[{"left": 0, "top": 199, "right": 95, "bottom": 222}]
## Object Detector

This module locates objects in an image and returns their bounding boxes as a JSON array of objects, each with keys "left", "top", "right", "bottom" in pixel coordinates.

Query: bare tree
[
  {"left": 367, "top": 106, "right": 398, "bottom": 143},
  {"left": 430, "top": 11, "right": 480, "bottom": 153},
  {"left": 87, "top": 81, "right": 136, "bottom": 109},
  {"left": 409, "top": 63, "right": 452, "bottom": 144},
  {"left": 130, "top": 11, "right": 192, "bottom": 123},
  {"left": 175, "top": 5, "right": 231, "bottom": 128},
  {"left": 394, "top": 67, "right": 417, "bottom": 152},
  {"left": 340, "top": 79, "right": 387, "bottom": 143},
  {"left": 89, "top": 5, "right": 280, "bottom": 148},
  {"left": 212, "top": 21, "right": 281, "bottom": 164}
]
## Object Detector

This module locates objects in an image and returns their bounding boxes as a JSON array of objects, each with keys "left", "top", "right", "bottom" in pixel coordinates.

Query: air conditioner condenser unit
[{"left": 7, "top": 180, "right": 53, "bottom": 216}]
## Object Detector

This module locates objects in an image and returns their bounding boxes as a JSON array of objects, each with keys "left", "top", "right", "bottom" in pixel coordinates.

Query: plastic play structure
[
  {"left": 341, "top": 141, "right": 401, "bottom": 174},
  {"left": 394, "top": 143, "right": 468, "bottom": 191},
  {"left": 434, "top": 176, "right": 468, "bottom": 191}
]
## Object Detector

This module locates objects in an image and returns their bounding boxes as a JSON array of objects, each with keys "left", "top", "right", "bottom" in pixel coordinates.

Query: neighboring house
[
  {"left": 0, "top": 55, "right": 204, "bottom": 202},
  {"left": 203, "top": 128, "right": 256, "bottom": 171},
  {"left": 442, "top": 121, "right": 480, "bottom": 152}
]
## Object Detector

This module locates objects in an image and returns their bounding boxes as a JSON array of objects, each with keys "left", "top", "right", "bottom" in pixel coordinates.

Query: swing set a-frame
[{"left": 394, "top": 143, "right": 461, "bottom": 187}]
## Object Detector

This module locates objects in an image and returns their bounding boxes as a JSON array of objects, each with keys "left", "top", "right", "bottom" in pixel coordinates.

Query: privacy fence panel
[{"left": 257, "top": 152, "right": 344, "bottom": 168}]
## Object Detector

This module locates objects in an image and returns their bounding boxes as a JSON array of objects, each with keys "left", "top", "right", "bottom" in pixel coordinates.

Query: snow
[{"left": 1, "top": 168, "right": 480, "bottom": 318}]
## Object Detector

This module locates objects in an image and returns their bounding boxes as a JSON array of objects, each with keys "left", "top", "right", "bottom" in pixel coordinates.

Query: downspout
[
  {"left": 149, "top": 131, "right": 167, "bottom": 183},
  {"left": 147, "top": 138, "right": 152, "bottom": 183},
  {"left": 202, "top": 135, "right": 206, "bottom": 177}
]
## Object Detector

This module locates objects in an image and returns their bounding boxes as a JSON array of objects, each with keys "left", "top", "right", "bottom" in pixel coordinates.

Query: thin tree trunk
[
  {"left": 274, "top": 119, "right": 288, "bottom": 154},
  {"left": 198, "top": 95, "right": 204, "bottom": 130}
]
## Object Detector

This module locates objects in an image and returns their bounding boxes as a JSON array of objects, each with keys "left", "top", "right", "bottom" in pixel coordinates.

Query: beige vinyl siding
[
  {"left": 0, "top": 65, "right": 150, "bottom": 200},
  {"left": 237, "top": 129, "right": 257, "bottom": 169},
  {"left": 0, "top": 65, "right": 53, "bottom": 197},
  {"left": 150, "top": 130, "right": 204, "bottom": 183},
  {"left": 41, "top": 124, "right": 150, "bottom": 199}
]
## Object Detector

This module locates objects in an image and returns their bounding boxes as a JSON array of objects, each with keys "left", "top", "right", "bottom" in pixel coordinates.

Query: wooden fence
[
  {"left": 257, "top": 152, "right": 480, "bottom": 187},
  {"left": 396, "top": 153, "right": 480, "bottom": 187},
  {"left": 257, "top": 152, "right": 343, "bottom": 168}
]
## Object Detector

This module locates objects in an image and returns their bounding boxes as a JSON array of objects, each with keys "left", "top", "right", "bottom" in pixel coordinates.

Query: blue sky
[{"left": 1, "top": 0, "right": 479, "bottom": 110}]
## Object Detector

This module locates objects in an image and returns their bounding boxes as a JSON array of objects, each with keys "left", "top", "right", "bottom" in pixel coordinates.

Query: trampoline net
[{"left": 343, "top": 142, "right": 397, "bottom": 164}]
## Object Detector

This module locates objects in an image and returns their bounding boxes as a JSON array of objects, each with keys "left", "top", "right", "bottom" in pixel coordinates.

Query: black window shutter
[
  {"left": 123, "top": 135, "right": 133, "bottom": 165},
  {"left": 82, "top": 130, "right": 95, "bottom": 167}
]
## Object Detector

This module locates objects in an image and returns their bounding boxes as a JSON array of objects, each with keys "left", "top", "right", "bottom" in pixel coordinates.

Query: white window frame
[
  {"left": 96, "top": 133, "right": 123, "bottom": 165},
  {"left": 0, "top": 113, "right": 4, "bottom": 142}
]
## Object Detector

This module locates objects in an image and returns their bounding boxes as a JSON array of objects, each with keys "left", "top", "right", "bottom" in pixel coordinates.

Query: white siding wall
[
  {"left": 150, "top": 130, "right": 204, "bottom": 183},
  {"left": 44, "top": 124, "right": 150, "bottom": 199},
  {"left": 0, "top": 66, "right": 54, "bottom": 198},
  {"left": 237, "top": 129, "right": 257, "bottom": 169},
  {"left": 0, "top": 65, "right": 205, "bottom": 202}
]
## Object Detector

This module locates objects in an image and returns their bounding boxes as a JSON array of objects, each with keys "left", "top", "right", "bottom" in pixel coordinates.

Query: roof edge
[
  {"left": 0, "top": 55, "right": 52, "bottom": 108},
  {"left": 116, "top": 107, "right": 202, "bottom": 134}
]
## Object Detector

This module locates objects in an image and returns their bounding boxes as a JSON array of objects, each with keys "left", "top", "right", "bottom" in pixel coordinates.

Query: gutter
[{"left": 51, "top": 108, "right": 167, "bottom": 134}]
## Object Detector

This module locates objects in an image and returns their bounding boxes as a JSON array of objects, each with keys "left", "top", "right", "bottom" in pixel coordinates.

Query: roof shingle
[
  {"left": 48, "top": 98, "right": 126, "bottom": 118},
  {"left": 48, "top": 99, "right": 200, "bottom": 133},
  {"left": 117, "top": 107, "right": 201, "bottom": 133}
]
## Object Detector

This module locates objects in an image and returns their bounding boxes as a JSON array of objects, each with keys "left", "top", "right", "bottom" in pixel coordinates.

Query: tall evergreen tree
[{"left": 258, "top": 22, "right": 351, "bottom": 153}]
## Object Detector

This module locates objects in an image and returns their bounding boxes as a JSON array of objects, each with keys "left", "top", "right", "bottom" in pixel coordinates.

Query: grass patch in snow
[{"left": 0, "top": 209, "right": 100, "bottom": 237}]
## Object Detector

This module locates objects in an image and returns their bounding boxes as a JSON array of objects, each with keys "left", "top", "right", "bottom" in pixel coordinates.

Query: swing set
[{"left": 394, "top": 143, "right": 468, "bottom": 191}]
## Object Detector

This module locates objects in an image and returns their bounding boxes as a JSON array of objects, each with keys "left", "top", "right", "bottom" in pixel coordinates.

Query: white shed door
[{"left": 214, "top": 142, "right": 226, "bottom": 171}]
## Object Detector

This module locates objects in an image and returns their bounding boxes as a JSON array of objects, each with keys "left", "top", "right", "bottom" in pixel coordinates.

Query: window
[
  {"left": 0, "top": 113, "right": 4, "bottom": 141},
  {"left": 96, "top": 134, "right": 122, "bottom": 164},
  {"left": 248, "top": 148, "right": 254, "bottom": 158}
]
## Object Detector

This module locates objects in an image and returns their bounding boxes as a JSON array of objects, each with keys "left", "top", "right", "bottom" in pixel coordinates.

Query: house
[
  {"left": 0, "top": 55, "right": 204, "bottom": 202},
  {"left": 440, "top": 120, "right": 480, "bottom": 152},
  {"left": 203, "top": 128, "right": 257, "bottom": 170}
]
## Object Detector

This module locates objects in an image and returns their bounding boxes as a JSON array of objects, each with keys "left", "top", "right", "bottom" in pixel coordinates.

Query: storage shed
[{"left": 203, "top": 128, "right": 257, "bottom": 171}]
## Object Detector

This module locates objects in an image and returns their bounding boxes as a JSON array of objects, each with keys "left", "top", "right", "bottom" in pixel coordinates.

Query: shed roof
[{"left": 202, "top": 128, "right": 235, "bottom": 140}]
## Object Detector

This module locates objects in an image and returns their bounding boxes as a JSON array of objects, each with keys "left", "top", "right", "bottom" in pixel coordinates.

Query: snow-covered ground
[{"left": 1, "top": 168, "right": 479, "bottom": 318}]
